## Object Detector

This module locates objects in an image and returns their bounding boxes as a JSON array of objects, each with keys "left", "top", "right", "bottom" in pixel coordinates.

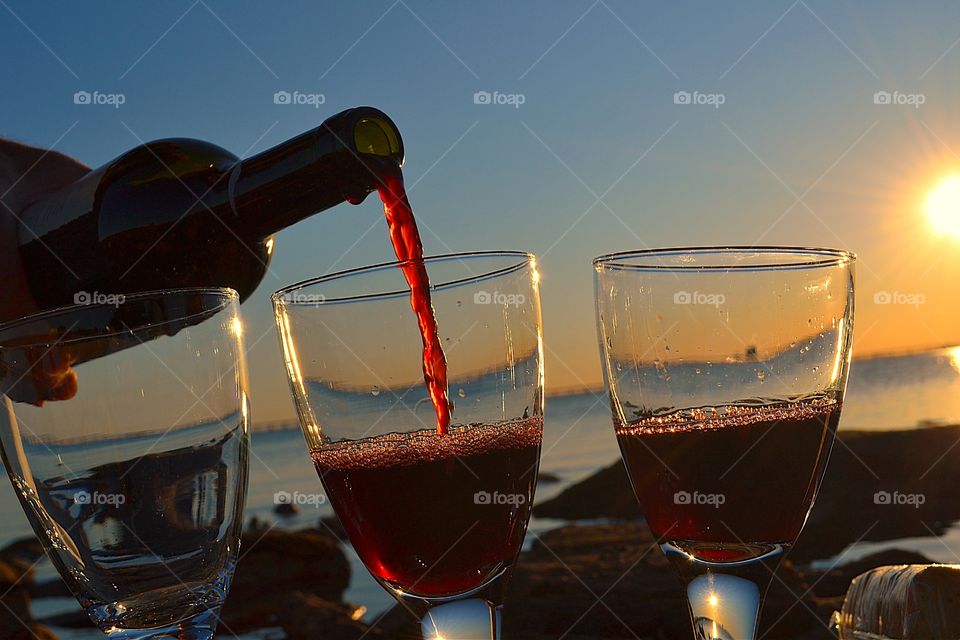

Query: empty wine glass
[
  {"left": 594, "top": 247, "right": 854, "bottom": 640},
  {"left": 0, "top": 288, "right": 250, "bottom": 640},
  {"left": 272, "top": 251, "right": 544, "bottom": 640}
]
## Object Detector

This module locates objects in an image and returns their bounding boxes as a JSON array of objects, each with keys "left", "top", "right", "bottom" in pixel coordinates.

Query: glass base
[
  {"left": 662, "top": 541, "right": 789, "bottom": 640},
  {"left": 99, "top": 607, "right": 221, "bottom": 640},
  {"left": 385, "top": 565, "right": 512, "bottom": 640}
]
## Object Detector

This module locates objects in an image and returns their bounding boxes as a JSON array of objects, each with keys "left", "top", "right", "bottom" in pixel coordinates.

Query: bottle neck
[{"left": 227, "top": 107, "right": 404, "bottom": 241}]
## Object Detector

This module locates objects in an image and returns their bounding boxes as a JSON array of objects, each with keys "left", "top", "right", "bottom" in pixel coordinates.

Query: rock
[
  {"left": 220, "top": 591, "right": 374, "bottom": 639},
  {"left": 319, "top": 515, "right": 348, "bottom": 542},
  {"left": 274, "top": 502, "right": 300, "bottom": 517},
  {"left": 0, "top": 538, "right": 58, "bottom": 640},
  {"left": 538, "top": 472, "right": 562, "bottom": 484},
  {"left": 534, "top": 461, "right": 635, "bottom": 520},
  {"left": 220, "top": 529, "right": 351, "bottom": 632},
  {"left": 801, "top": 548, "right": 934, "bottom": 600},
  {"left": 280, "top": 593, "right": 380, "bottom": 640}
]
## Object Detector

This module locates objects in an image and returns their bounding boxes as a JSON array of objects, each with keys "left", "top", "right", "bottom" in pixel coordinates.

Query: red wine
[
  {"left": 375, "top": 165, "right": 450, "bottom": 434},
  {"left": 18, "top": 107, "right": 404, "bottom": 310},
  {"left": 312, "top": 418, "right": 542, "bottom": 598},
  {"left": 615, "top": 398, "right": 840, "bottom": 562}
]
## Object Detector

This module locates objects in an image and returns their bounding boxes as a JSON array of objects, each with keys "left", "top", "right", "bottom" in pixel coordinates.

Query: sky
[{"left": 4, "top": 1, "right": 960, "bottom": 423}]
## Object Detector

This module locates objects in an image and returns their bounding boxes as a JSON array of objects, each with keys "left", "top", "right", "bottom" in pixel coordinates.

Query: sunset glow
[{"left": 927, "top": 176, "right": 960, "bottom": 239}]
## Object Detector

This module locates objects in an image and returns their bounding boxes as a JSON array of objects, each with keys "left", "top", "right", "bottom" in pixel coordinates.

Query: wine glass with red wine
[
  {"left": 0, "top": 288, "right": 250, "bottom": 640},
  {"left": 593, "top": 247, "right": 855, "bottom": 639},
  {"left": 273, "top": 251, "right": 544, "bottom": 640}
]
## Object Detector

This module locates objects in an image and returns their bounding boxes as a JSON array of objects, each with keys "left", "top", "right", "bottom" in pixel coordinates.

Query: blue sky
[{"left": 4, "top": 1, "right": 960, "bottom": 421}]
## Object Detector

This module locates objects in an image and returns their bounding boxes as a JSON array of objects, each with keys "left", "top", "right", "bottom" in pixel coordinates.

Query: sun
[{"left": 927, "top": 176, "right": 960, "bottom": 238}]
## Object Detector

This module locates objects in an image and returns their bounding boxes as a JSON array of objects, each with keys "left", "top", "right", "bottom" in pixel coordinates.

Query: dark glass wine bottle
[{"left": 17, "top": 106, "right": 404, "bottom": 309}]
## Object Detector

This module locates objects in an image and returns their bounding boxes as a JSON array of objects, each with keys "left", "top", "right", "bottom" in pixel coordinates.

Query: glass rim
[
  {"left": 0, "top": 287, "right": 240, "bottom": 349},
  {"left": 593, "top": 246, "right": 856, "bottom": 272},
  {"left": 272, "top": 250, "right": 537, "bottom": 306}
]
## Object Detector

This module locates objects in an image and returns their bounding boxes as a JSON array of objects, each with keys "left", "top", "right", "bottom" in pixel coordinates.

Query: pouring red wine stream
[{"left": 375, "top": 164, "right": 451, "bottom": 435}]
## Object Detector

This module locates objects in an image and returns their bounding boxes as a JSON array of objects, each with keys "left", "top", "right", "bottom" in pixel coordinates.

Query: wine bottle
[{"left": 17, "top": 106, "right": 404, "bottom": 309}]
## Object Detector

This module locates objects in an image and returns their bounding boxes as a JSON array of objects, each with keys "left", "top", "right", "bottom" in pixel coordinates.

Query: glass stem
[
  {"left": 420, "top": 598, "right": 501, "bottom": 640},
  {"left": 686, "top": 571, "right": 762, "bottom": 639}
]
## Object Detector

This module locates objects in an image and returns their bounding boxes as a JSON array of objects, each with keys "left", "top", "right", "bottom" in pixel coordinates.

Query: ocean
[{"left": 10, "top": 345, "right": 960, "bottom": 638}]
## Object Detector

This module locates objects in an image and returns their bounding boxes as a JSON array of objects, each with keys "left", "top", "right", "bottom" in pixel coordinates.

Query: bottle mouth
[{"left": 353, "top": 113, "right": 403, "bottom": 160}]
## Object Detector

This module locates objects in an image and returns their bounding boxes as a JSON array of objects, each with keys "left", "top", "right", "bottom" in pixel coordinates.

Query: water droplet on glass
[
  {"left": 458, "top": 388, "right": 466, "bottom": 398},
  {"left": 371, "top": 386, "right": 381, "bottom": 397},
  {"left": 756, "top": 370, "right": 766, "bottom": 382}
]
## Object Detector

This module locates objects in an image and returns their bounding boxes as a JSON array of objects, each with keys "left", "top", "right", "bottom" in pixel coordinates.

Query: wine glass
[
  {"left": 593, "top": 247, "right": 854, "bottom": 640},
  {"left": 0, "top": 288, "right": 250, "bottom": 640},
  {"left": 272, "top": 251, "right": 544, "bottom": 640}
]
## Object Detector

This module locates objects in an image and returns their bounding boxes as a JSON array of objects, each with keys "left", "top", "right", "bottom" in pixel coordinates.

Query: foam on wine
[{"left": 376, "top": 165, "right": 451, "bottom": 435}]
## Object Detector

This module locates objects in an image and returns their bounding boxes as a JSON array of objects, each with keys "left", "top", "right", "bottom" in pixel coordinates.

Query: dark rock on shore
[
  {"left": 275, "top": 502, "right": 300, "bottom": 517},
  {"left": 537, "top": 472, "right": 562, "bottom": 484},
  {"left": 535, "top": 424, "right": 960, "bottom": 563},
  {"left": 219, "top": 528, "right": 358, "bottom": 634},
  {"left": 0, "top": 539, "right": 57, "bottom": 640}
]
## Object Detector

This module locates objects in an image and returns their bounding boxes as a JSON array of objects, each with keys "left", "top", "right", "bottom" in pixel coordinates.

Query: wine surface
[
  {"left": 375, "top": 164, "right": 451, "bottom": 434},
  {"left": 615, "top": 398, "right": 840, "bottom": 562},
  {"left": 312, "top": 417, "right": 542, "bottom": 597}
]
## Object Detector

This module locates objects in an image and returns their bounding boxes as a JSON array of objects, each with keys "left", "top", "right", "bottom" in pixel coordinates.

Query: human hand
[{"left": 0, "top": 139, "right": 88, "bottom": 403}]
